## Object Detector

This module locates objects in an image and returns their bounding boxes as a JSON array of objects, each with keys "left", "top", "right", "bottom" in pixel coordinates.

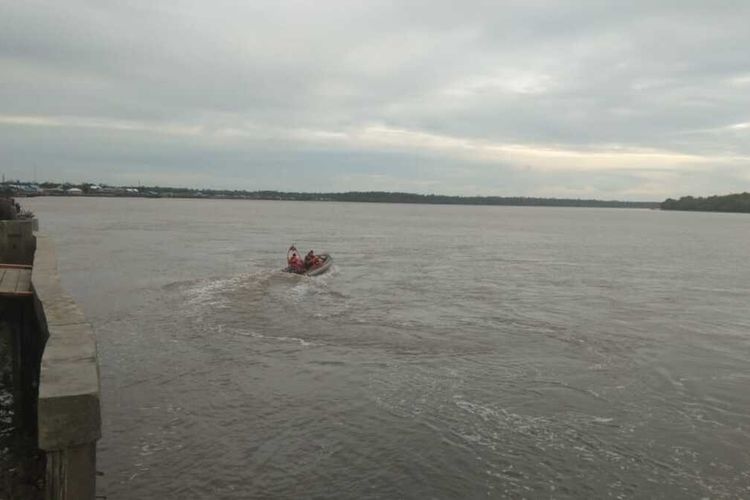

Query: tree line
[
  {"left": 131, "top": 188, "right": 656, "bottom": 207},
  {"left": 12, "top": 181, "right": 665, "bottom": 208},
  {"left": 660, "top": 192, "right": 750, "bottom": 213}
]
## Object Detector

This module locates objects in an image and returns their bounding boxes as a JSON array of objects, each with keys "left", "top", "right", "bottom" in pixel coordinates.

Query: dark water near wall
[
  {"left": 21, "top": 197, "right": 750, "bottom": 499},
  {"left": 1, "top": 288, "right": 44, "bottom": 499}
]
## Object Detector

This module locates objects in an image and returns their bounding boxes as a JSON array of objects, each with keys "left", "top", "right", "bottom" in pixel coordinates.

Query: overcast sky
[{"left": 1, "top": 1, "right": 749, "bottom": 200}]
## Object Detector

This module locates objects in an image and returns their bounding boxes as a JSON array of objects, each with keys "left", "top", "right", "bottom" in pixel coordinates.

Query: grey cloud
[{"left": 1, "top": 0, "right": 749, "bottom": 199}]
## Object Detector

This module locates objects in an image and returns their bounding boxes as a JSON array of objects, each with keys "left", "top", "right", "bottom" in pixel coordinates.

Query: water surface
[{"left": 24, "top": 198, "right": 750, "bottom": 498}]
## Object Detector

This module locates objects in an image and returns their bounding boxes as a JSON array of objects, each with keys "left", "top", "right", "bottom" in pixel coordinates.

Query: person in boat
[
  {"left": 304, "top": 250, "right": 316, "bottom": 269},
  {"left": 287, "top": 246, "right": 305, "bottom": 273},
  {"left": 305, "top": 250, "right": 323, "bottom": 269}
]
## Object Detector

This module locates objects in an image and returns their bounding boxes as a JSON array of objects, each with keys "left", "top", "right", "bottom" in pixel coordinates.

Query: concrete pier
[{"left": 34, "top": 235, "right": 101, "bottom": 499}]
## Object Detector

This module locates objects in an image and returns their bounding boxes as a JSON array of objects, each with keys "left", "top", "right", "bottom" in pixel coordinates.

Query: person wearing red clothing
[
  {"left": 305, "top": 250, "right": 323, "bottom": 269},
  {"left": 287, "top": 246, "right": 305, "bottom": 273}
]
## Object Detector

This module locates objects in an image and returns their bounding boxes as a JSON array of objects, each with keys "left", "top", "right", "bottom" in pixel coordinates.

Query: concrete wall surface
[
  {"left": 32, "top": 235, "right": 101, "bottom": 500},
  {"left": 0, "top": 219, "right": 36, "bottom": 265}
]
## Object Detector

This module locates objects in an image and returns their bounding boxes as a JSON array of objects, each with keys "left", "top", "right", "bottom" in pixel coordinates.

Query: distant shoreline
[
  {"left": 9, "top": 183, "right": 660, "bottom": 209},
  {"left": 13, "top": 181, "right": 750, "bottom": 212}
]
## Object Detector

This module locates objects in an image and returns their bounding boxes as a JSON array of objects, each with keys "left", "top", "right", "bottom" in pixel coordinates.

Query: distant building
[
  {"left": 66, "top": 188, "right": 83, "bottom": 195},
  {"left": 42, "top": 186, "right": 64, "bottom": 195},
  {"left": 0, "top": 183, "right": 42, "bottom": 196},
  {"left": 24, "top": 184, "right": 42, "bottom": 195}
]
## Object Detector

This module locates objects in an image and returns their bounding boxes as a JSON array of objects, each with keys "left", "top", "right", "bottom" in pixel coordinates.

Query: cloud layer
[{"left": 1, "top": 0, "right": 749, "bottom": 199}]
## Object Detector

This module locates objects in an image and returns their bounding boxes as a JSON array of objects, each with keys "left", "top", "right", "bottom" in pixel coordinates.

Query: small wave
[
  {"left": 288, "top": 280, "right": 314, "bottom": 303},
  {"left": 234, "top": 328, "right": 315, "bottom": 346},
  {"left": 591, "top": 417, "right": 615, "bottom": 424},
  {"left": 181, "top": 276, "right": 244, "bottom": 306}
]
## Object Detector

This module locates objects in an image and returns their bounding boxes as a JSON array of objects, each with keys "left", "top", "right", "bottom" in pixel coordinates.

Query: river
[{"left": 20, "top": 197, "right": 750, "bottom": 498}]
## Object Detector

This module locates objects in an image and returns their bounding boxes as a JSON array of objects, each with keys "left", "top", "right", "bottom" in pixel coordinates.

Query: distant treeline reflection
[{"left": 661, "top": 192, "right": 750, "bottom": 213}]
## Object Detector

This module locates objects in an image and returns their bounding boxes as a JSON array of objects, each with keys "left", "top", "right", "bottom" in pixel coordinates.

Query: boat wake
[{"left": 163, "top": 266, "right": 344, "bottom": 347}]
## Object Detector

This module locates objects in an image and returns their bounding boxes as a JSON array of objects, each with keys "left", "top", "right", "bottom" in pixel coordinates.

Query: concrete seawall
[
  {"left": 0, "top": 219, "right": 101, "bottom": 499},
  {"left": 33, "top": 235, "right": 101, "bottom": 499}
]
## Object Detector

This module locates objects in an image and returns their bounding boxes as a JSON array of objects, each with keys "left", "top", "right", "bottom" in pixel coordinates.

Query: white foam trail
[{"left": 234, "top": 329, "right": 315, "bottom": 346}]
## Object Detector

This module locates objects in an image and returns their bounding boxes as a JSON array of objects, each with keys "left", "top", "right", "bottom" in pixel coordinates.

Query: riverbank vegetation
[
  {"left": 4, "top": 182, "right": 658, "bottom": 209},
  {"left": 661, "top": 192, "right": 750, "bottom": 213}
]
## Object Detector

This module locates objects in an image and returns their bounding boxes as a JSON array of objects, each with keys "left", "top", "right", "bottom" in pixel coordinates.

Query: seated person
[
  {"left": 305, "top": 250, "right": 323, "bottom": 269},
  {"left": 287, "top": 246, "right": 305, "bottom": 273}
]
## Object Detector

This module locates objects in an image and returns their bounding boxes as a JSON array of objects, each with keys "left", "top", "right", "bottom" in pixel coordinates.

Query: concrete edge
[{"left": 32, "top": 234, "right": 102, "bottom": 451}]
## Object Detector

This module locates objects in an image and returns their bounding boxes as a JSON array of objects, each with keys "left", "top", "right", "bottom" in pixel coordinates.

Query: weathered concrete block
[
  {"left": 31, "top": 237, "right": 88, "bottom": 328},
  {"left": 45, "top": 443, "right": 97, "bottom": 500},
  {"left": 41, "top": 323, "right": 97, "bottom": 362},
  {"left": 0, "top": 219, "right": 36, "bottom": 264},
  {"left": 39, "top": 353, "right": 99, "bottom": 403},
  {"left": 30, "top": 235, "right": 57, "bottom": 275},
  {"left": 38, "top": 389, "right": 101, "bottom": 450},
  {"left": 34, "top": 291, "right": 89, "bottom": 328}
]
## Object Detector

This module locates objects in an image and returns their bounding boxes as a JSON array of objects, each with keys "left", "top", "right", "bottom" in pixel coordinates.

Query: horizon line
[{"left": 4, "top": 179, "right": 661, "bottom": 205}]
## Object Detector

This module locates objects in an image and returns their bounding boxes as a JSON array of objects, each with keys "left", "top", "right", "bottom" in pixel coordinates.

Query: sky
[{"left": 1, "top": 1, "right": 749, "bottom": 200}]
